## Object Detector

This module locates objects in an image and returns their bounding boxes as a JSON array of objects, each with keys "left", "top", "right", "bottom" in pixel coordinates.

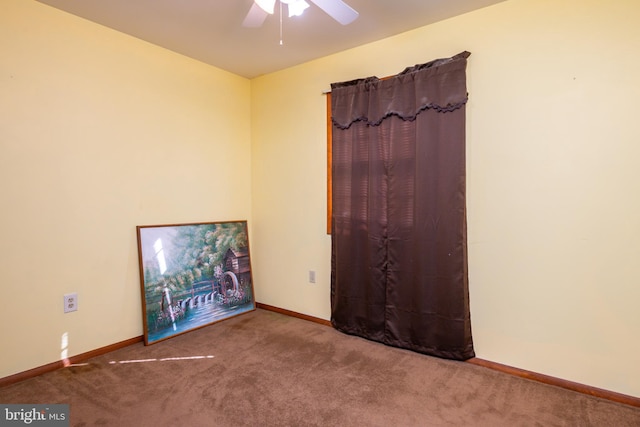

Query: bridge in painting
[{"left": 167, "top": 271, "right": 242, "bottom": 310}]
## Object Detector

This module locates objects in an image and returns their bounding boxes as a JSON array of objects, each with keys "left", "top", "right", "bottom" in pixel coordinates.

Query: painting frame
[{"left": 136, "top": 220, "right": 256, "bottom": 345}]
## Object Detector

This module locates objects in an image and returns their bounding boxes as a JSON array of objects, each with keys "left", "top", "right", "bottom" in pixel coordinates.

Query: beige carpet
[{"left": 1, "top": 309, "right": 639, "bottom": 426}]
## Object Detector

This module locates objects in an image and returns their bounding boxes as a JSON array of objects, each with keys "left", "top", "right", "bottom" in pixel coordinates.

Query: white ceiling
[{"left": 36, "top": 0, "right": 505, "bottom": 79}]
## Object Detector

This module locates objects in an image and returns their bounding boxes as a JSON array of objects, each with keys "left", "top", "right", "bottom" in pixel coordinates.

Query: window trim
[{"left": 326, "top": 91, "right": 332, "bottom": 234}]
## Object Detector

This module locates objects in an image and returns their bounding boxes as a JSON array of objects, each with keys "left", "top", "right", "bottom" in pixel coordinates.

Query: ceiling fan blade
[
  {"left": 242, "top": 2, "right": 270, "bottom": 27},
  {"left": 309, "top": 0, "right": 359, "bottom": 25}
]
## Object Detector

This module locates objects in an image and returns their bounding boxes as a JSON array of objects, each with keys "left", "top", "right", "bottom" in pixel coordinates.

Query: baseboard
[
  {"left": 0, "top": 304, "right": 315, "bottom": 388},
  {"left": 3, "top": 307, "right": 639, "bottom": 409},
  {"left": 0, "top": 304, "right": 323, "bottom": 388},
  {"left": 256, "top": 302, "right": 332, "bottom": 326},
  {"left": 0, "top": 336, "right": 143, "bottom": 388},
  {"left": 257, "top": 303, "right": 640, "bottom": 408},
  {"left": 466, "top": 358, "right": 640, "bottom": 408}
]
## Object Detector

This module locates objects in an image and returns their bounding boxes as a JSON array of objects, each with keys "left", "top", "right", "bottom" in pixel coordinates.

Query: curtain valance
[{"left": 330, "top": 51, "right": 470, "bottom": 130}]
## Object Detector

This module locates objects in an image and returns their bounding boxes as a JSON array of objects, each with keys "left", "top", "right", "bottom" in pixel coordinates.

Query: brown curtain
[{"left": 330, "top": 51, "right": 474, "bottom": 361}]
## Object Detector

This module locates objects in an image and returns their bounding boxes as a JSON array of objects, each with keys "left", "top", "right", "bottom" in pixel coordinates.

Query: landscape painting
[{"left": 136, "top": 221, "right": 255, "bottom": 345}]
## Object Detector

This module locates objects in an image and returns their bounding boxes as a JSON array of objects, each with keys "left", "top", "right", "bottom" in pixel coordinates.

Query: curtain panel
[{"left": 330, "top": 51, "right": 474, "bottom": 360}]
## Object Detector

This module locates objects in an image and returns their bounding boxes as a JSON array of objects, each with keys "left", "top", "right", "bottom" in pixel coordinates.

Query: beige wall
[
  {"left": 2, "top": 0, "right": 639, "bottom": 399},
  {"left": 1, "top": 1, "right": 251, "bottom": 377},
  {"left": 251, "top": 0, "right": 640, "bottom": 398}
]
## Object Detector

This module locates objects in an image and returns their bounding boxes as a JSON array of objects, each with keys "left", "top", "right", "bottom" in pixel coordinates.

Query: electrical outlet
[
  {"left": 308, "top": 270, "right": 316, "bottom": 284},
  {"left": 64, "top": 293, "right": 78, "bottom": 313}
]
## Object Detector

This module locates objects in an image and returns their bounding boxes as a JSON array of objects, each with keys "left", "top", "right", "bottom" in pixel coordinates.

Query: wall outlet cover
[{"left": 64, "top": 293, "right": 78, "bottom": 313}]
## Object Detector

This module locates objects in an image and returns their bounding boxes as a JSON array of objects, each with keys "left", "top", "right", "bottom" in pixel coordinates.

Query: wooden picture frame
[{"left": 136, "top": 220, "right": 255, "bottom": 345}]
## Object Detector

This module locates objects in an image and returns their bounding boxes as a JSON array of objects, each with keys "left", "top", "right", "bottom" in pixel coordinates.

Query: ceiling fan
[{"left": 242, "top": 0, "right": 359, "bottom": 27}]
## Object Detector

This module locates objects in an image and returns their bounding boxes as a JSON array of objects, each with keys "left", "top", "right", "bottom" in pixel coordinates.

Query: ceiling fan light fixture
[
  {"left": 255, "top": 0, "right": 276, "bottom": 14},
  {"left": 288, "top": 0, "right": 310, "bottom": 17},
  {"left": 243, "top": 0, "right": 358, "bottom": 28}
]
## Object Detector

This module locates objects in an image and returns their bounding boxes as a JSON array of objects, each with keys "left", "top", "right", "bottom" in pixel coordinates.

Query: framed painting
[{"left": 136, "top": 220, "right": 255, "bottom": 345}]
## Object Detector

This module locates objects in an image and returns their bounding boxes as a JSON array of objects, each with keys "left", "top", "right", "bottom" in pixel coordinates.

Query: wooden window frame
[{"left": 326, "top": 91, "right": 332, "bottom": 234}]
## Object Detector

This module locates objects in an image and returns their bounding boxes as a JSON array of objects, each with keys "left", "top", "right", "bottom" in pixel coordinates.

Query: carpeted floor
[{"left": 1, "top": 309, "right": 639, "bottom": 426}]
